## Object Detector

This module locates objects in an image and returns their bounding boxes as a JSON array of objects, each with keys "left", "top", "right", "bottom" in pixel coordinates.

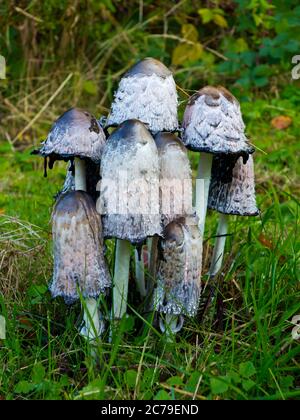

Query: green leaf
[
  {"left": 210, "top": 377, "right": 229, "bottom": 394},
  {"left": 185, "top": 371, "right": 202, "bottom": 393},
  {"left": 213, "top": 14, "right": 228, "bottom": 28},
  {"left": 0, "top": 315, "right": 6, "bottom": 340},
  {"left": 239, "top": 362, "right": 256, "bottom": 378},
  {"left": 172, "top": 42, "right": 203, "bottom": 66},
  {"left": 124, "top": 369, "right": 138, "bottom": 389},
  {"left": 181, "top": 24, "right": 198, "bottom": 42},
  {"left": 242, "top": 379, "right": 256, "bottom": 391},
  {"left": 32, "top": 363, "right": 46, "bottom": 383},
  {"left": 166, "top": 376, "right": 183, "bottom": 387},
  {"left": 198, "top": 8, "right": 214, "bottom": 24},
  {"left": 15, "top": 380, "right": 35, "bottom": 394},
  {"left": 154, "top": 389, "right": 172, "bottom": 400},
  {"left": 83, "top": 80, "right": 98, "bottom": 96}
]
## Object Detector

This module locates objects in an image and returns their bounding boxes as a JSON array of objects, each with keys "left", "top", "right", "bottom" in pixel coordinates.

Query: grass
[{"left": 0, "top": 84, "right": 299, "bottom": 399}]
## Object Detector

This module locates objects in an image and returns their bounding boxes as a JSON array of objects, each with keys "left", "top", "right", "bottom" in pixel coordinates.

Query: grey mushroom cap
[
  {"left": 106, "top": 58, "right": 178, "bottom": 133},
  {"left": 154, "top": 132, "right": 193, "bottom": 227},
  {"left": 50, "top": 191, "right": 111, "bottom": 304},
  {"left": 124, "top": 57, "right": 172, "bottom": 78},
  {"left": 153, "top": 215, "right": 202, "bottom": 317},
  {"left": 208, "top": 154, "right": 259, "bottom": 216},
  {"left": 99, "top": 119, "right": 162, "bottom": 244},
  {"left": 32, "top": 108, "right": 106, "bottom": 165},
  {"left": 182, "top": 86, "right": 254, "bottom": 157}
]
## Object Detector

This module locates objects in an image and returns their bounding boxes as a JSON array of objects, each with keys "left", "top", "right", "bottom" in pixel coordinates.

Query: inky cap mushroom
[
  {"left": 50, "top": 190, "right": 111, "bottom": 304},
  {"left": 32, "top": 107, "right": 106, "bottom": 169},
  {"left": 208, "top": 154, "right": 259, "bottom": 216},
  {"left": 99, "top": 119, "right": 162, "bottom": 244},
  {"left": 153, "top": 215, "right": 202, "bottom": 317},
  {"left": 106, "top": 58, "right": 178, "bottom": 134},
  {"left": 182, "top": 86, "right": 254, "bottom": 158},
  {"left": 155, "top": 132, "right": 193, "bottom": 227}
]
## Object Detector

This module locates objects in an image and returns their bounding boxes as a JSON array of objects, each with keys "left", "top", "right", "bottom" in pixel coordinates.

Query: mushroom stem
[
  {"left": 74, "top": 157, "right": 87, "bottom": 191},
  {"left": 134, "top": 249, "right": 146, "bottom": 297},
  {"left": 113, "top": 239, "right": 131, "bottom": 319},
  {"left": 80, "top": 298, "right": 104, "bottom": 340},
  {"left": 209, "top": 213, "right": 229, "bottom": 277},
  {"left": 195, "top": 153, "right": 213, "bottom": 236}
]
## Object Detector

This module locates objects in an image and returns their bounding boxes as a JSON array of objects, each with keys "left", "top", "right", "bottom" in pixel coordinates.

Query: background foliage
[{"left": 0, "top": 0, "right": 299, "bottom": 400}]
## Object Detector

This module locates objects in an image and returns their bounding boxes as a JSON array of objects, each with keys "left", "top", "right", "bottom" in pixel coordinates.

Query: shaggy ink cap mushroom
[
  {"left": 32, "top": 107, "right": 106, "bottom": 172},
  {"left": 182, "top": 86, "right": 254, "bottom": 158},
  {"left": 106, "top": 58, "right": 178, "bottom": 134},
  {"left": 154, "top": 132, "right": 193, "bottom": 227},
  {"left": 100, "top": 119, "right": 162, "bottom": 244},
  {"left": 154, "top": 215, "right": 202, "bottom": 319},
  {"left": 50, "top": 190, "right": 111, "bottom": 304}
]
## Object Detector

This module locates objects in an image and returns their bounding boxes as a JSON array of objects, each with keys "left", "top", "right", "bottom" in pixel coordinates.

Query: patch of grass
[{"left": 0, "top": 94, "right": 299, "bottom": 400}]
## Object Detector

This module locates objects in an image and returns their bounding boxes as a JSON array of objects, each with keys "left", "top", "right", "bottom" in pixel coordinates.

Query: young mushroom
[
  {"left": 107, "top": 58, "right": 178, "bottom": 134},
  {"left": 207, "top": 154, "right": 259, "bottom": 279},
  {"left": 153, "top": 215, "right": 202, "bottom": 338},
  {"left": 98, "top": 119, "right": 162, "bottom": 320},
  {"left": 182, "top": 86, "right": 254, "bottom": 236},
  {"left": 32, "top": 107, "right": 106, "bottom": 340},
  {"left": 51, "top": 191, "right": 111, "bottom": 339}
]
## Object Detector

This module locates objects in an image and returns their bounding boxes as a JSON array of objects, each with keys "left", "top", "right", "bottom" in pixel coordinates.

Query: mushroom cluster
[{"left": 32, "top": 57, "right": 258, "bottom": 343}]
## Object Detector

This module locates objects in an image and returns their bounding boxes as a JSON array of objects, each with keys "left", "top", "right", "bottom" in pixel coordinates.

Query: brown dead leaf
[
  {"left": 258, "top": 234, "right": 274, "bottom": 250},
  {"left": 271, "top": 115, "right": 292, "bottom": 130}
]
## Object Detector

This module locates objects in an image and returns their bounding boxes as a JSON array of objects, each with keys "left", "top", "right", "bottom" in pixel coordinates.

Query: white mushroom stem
[
  {"left": 134, "top": 249, "right": 146, "bottom": 297},
  {"left": 195, "top": 153, "right": 213, "bottom": 236},
  {"left": 113, "top": 239, "right": 131, "bottom": 319},
  {"left": 209, "top": 213, "right": 229, "bottom": 277},
  {"left": 75, "top": 157, "right": 102, "bottom": 340},
  {"left": 74, "top": 157, "right": 87, "bottom": 191}
]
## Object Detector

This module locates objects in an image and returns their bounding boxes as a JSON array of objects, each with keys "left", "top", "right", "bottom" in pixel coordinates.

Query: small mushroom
[
  {"left": 207, "top": 154, "right": 259, "bottom": 278},
  {"left": 153, "top": 215, "right": 202, "bottom": 336},
  {"left": 182, "top": 86, "right": 254, "bottom": 235},
  {"left": 32, "top": 107, "right": 106, "bottom": 191},
  {"left": 106, "top": 58, "right": 178, "bottom": 134},
  {"left": 98, "top": 119, "right": 162, "bottom": 319},
  {"left": 51, "top": 190, "right": 111, "bottom": 339}
]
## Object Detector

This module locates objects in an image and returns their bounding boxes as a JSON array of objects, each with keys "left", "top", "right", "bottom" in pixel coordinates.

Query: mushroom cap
[
  {"left": 99, "top": 119, "right": 162, "bottom": 244},
  {"left": 154, "top": 132, "right": 193, "bottom": 227},
  {"left": 33, "top": 108, "right": 106, "bottom": 164},
  {"left": 182, "top": 86, "right": 254, "bottom": 156},
  {"left": 124, "top": 57, "right": 172, "bottom": 78},
  {"left": 153, "top": 215, "right": 202, "bottom": 317},
  {"left": 208, "top": 154, "right": 259, "bottom": 216},
  {"left": 50, "top": 191, "right": 111, "bottom": 304},
  {"left": 106, "top": 58, "right": 178, "bottom": 133}
]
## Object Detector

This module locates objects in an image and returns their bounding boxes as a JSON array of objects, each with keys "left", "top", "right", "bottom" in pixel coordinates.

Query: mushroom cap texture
[
  {"left": 34, "top": 108, "right": 106, "bottom": 163},
  {"left": 106, "top": 59, "right": 178, "bottom": 133},
  {"left": 99, "top": 119, "right": 162, "bottom": 244},
  {"left": 153, "top": 215, "right": 202, "bottom": 317},
  {"left": 208, "top": 154, "right": 259, "bottom": 216},
  {"left": 182, "top": 86, "right": 254, "bottom": 156},
  {"left": 50, "top": 191, "right": 111, "bottom": 304},
  {"left": 154, "top": 132, "right": 193, "bottom": 227}
]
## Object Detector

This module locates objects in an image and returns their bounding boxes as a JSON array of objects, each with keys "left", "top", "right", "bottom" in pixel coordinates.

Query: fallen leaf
[
  {"left": 271, "top": 116, "right": 292, "bottom": 130},
  {"left": 258, "top": 234, "right": 273, "bottom": 250}
]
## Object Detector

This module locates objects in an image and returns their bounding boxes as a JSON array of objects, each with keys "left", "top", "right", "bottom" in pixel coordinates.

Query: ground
[{"left": 0, "top": 94, "right": 299, "bottom": 400}]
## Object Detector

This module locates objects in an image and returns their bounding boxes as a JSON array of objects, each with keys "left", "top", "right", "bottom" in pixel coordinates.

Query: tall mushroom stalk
[
  {"left": 153, "top": 132, "right": 194, "bottom": 335},
  {"left": 106, "top": 58, "right": 178, "bottom": 298},
  {"left": 32, "top": 108, "right": 107, "bottom": 340},
  {"left": 182, "top": 86, "right": 254, "bottom": 238},
  {"left": 208, "top": 154, "right": 259, "bottom": 279},
  {"left": 98, "top": 120, "right": 161, "bottom": 322}
]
